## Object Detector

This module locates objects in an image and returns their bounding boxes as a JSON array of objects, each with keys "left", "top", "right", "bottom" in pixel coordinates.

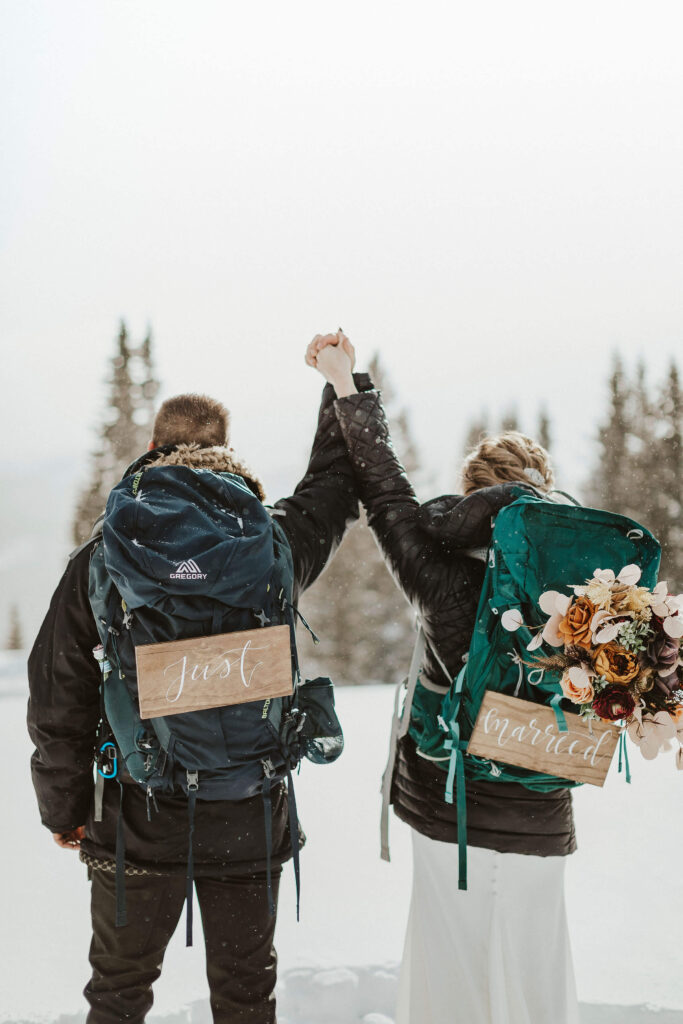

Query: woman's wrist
[{"left": 330, "top": 373, "right": 358, "bottom": 398}]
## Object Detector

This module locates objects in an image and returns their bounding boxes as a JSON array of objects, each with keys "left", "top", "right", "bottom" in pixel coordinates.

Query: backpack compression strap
[
  {"left": 442, "top": 666, "right": 469, "bottom": 891},
  {"left": 380, "top": 626, "right": 426, "bottom": 862}
]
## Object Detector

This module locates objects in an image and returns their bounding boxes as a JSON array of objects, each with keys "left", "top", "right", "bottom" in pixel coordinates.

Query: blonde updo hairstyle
[{"left": 461, "top": 431, "right": 554, "bottom": 496}]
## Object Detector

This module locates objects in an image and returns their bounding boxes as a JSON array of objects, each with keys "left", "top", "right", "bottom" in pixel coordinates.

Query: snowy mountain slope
[{"left": 2, "top": 667, "right": 682, "bottom": 1022}]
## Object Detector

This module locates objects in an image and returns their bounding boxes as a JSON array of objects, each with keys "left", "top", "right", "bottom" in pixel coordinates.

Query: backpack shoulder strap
[
  {"left": 379, "top": 624, "right": 426, "bottom": 862},
  {"left": 69, "top": 514, "right": 105, "bottom": 561}
]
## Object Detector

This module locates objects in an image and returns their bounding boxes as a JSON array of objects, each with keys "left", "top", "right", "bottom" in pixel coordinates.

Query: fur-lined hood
[{"left": 128, "top": 443, "right": 266, "bottom": 501}]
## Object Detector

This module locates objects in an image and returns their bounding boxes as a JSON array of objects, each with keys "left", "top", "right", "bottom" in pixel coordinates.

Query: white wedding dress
[{"left": 395, "top": 829, "right": 580, "bottom": 1024}]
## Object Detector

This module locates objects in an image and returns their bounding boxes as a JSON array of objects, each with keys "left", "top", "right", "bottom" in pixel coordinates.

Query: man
[{"left": 28, "top": 333, "right": 370, "bottom": 1024}]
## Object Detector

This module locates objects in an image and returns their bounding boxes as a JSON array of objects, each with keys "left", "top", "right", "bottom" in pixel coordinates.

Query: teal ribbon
[
  {"left": 445, "top": 736, "right": 458, "bottom": 806},
  {"left": 618, "top": 730, "right": 631, "bottom": 784},
  {"left": 550, "top": 693, "right": 569, "bottom": 734}
]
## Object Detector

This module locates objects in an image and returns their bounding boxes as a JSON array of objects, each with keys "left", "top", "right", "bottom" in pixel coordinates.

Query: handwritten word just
[{"left": 162, "top": 640, "right": 269, "bottom": 704}]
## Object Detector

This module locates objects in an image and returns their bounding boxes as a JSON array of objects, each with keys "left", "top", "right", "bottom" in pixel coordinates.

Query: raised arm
[
  {"left": 273, "top": 335, "right": 373, "bottom": 594},
  {"left": 308, "top": 340, "right": 436, "bottom": 609}
]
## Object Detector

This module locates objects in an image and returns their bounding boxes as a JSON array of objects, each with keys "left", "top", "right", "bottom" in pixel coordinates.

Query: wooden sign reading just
[
  {"left": 135, "top": 625, "right": 293, "bottom": 719},
  {"left": 467, "top": 691, "right": 620, "bottom": 786}
]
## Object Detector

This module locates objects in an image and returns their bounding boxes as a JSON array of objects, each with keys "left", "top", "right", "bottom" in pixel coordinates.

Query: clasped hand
[{"left": 305, "top": 330, "right": 358, "bottom": 397}]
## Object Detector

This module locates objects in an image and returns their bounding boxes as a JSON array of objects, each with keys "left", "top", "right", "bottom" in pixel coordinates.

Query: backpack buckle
[{"left": 186, "top": 770, "right": 199, "bottom": 792}]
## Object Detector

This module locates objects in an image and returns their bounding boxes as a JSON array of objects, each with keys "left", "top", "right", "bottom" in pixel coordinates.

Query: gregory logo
[{"left": 170, "top": 559, "right": 208, "bottom": 580}]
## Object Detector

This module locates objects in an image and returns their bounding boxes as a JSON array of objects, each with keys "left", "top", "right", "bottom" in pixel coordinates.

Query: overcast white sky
[{"left": 2, "top": 0, "right": 683, "bottom": 502}]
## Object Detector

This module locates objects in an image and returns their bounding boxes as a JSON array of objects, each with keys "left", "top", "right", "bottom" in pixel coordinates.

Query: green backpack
[{"left": 381, "top": 489, "right": 660, "bottom": 886}]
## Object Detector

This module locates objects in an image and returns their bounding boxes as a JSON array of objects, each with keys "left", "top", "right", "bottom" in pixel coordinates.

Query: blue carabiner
[{"left": 97, "top": 741, "right": 118, "bottom": 779}]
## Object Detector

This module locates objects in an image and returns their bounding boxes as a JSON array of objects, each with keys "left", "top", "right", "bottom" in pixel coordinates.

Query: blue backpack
[{"left": 88, "top": 462, "right": 336, "bottom": 939}]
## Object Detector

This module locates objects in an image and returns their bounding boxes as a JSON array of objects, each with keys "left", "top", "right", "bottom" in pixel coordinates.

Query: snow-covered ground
[{"left": 2, "top": 651, "right": 683, "bottom": 1023}]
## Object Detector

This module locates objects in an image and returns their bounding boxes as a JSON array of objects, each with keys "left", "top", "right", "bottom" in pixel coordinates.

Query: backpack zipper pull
[{"left": 145, "top": 784, "right": 160, "bottom": 821}]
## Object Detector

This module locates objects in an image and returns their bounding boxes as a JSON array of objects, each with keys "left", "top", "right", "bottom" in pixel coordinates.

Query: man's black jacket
[{"left": 27, "top": 376, "right": 371, "bottom": 875}]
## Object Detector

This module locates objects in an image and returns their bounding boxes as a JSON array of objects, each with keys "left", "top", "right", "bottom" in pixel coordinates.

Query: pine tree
[
  {"left": 500, "top": 409, "right": 520, "bottom": 433},
  {"left": 5, "top": 605, "right": 23, "bottom": 651},
  {"left": 586, "top": 354, "right": 683, "bottom": 592},
  {"left": 585, "top": 355, "right": 631, "bottom": 512},
  {"left": 463, "top": 414, "right": 489, "bottom": 456},
  {"left": 72, "top": 322, "right": 160, "bottom": 544},
  {"left": 656, "top": 362, "right": 683, "bottom": 589},
  {"left": 538, "top": 407, "right": 552, "bottom": 452},
  {"left": 298, "top": 355, "right": 422, "bottom": 685}
]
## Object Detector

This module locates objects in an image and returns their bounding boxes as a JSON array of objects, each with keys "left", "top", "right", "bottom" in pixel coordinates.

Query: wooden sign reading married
[
  {"left": 135, "top": 625, "right": 293, "bottom": 719},
  {"left": 467, "top": 691, "right": 620, "bottom": 786}
]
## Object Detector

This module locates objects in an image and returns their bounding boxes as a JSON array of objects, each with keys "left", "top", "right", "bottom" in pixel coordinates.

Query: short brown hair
[
  {"left": 461, "top": 431, "right": 554, "bottom": 495},
  {"left": 152, "top": 394, "right": 230, "bottom": 449}
]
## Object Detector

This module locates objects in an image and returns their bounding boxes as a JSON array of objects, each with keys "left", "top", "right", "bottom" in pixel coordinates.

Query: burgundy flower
[{"left": 593, "top": 686, "right": 636, "bottom": 722}]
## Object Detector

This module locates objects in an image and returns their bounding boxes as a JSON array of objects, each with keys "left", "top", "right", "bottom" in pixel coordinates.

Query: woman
[{"left": 306, "top": 336, "right": 579, "bottom": 1024}]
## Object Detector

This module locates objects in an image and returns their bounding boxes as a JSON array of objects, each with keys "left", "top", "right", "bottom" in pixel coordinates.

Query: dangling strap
[
  {"left": 443, "top": 666, "right": 468, "bottom": 890},
  {"left": 185, "top": 774, "right": 198, "bottom": 947},
  {"left": 618, "top": 730, "right": 632, "bottom": 784},
  {"left": 115, "top": 782, "right": 127, "bottom": 928},
  {"left": 286, "top": 769, "right": 301, "bottom": 921},
  {"left": 380, "top": 680, "right": 406, "bottom": 863},
  {"left": 94, "top": 772, "right": 104, "bottom": 823},
  {"left": 399, "top": 627, "right": 426, "bottom": 740},
  {"left": 290, "top": 603, "right": 320, "bottom": 645},
  {"left": 380, "top": 626, "right": 426, "bottom": 862},
  {"left": 262, "top": 775, "right": 275, "bottom": 917},
  {"left": 283, "top": 603, "right": 302, "bottom": 693},
  {"left": 444, "top": 729, "right": 469, "bottom": 891}
]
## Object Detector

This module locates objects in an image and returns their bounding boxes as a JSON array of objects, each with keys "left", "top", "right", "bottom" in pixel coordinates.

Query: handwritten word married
[
  {"left": 481, "top": 704, "right": 613, "bottom": 767},
  {"left": 467, "top": 691, "right": 619, "bottom": 786}
]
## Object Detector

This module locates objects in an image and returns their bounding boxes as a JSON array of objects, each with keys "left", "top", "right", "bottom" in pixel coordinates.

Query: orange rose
[
  {"left": 560, "top": 667, "right": 595, "bottom": 705},
  {"left": 593, "top": 643, "right": 640, "bottom": 684},
  {"left": 558, "top": 597, "right": 596, "bottom": 650}
]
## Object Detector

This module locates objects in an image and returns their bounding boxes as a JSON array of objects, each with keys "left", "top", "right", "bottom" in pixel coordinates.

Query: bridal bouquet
[{"left": 502, "top": 566, "right": 683, "bottom": 767}]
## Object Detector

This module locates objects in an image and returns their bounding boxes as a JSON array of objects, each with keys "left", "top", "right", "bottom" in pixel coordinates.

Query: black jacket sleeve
[
  {"left": 332, "top": 389, "right": 440, "bottom": 610},
  {"left": 27, "top": 545, "right": 102, "bottom": 832},
  {"left": 274, "top": 373, "right": 373, "bottom": 595}
]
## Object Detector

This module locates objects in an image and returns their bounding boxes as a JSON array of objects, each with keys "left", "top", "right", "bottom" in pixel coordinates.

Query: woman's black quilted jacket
[{"left": 334, "top": 388, "right": 576, "bottom": 857}]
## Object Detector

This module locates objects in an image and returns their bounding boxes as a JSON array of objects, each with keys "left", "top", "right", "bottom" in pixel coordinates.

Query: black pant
[{"left": 84, "top": 868, "right": 281, "bottom": 1024}]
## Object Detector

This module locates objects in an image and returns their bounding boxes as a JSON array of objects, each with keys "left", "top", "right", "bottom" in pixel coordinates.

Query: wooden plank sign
[
  {"left": 135, "top": 625, "right": 293, "bottom": 719},
  {"left": 467, "top": 691, "right": 620, "bottom": 786}
]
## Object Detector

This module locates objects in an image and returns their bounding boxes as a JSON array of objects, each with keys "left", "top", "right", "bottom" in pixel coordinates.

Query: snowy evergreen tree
[
  {"left": 500, "top": 408, "right": 520, "bottom": 432},
  {"left": 538, "top": 407, "right": 552, "bottom": 452},
  {"left": 5, "top": 604, "right": 23, "bottom": 651},
  {"left": 586, "top": 355, "right": 682, "bottom": 591},
  {"left": 72, "top": 323, "right": 159, "bottom": 544},
  {"left": 585, "top": 355, "right": 632, "bottom": 513},
  {"left": 463, "top": 414, "right": 490, "bottom": 457},
  {"left": 653, "top": 362, "right": 682, "bottom": 589},
  {"left": 299, "top": 355, "right": 423, "bottom": 685}
]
